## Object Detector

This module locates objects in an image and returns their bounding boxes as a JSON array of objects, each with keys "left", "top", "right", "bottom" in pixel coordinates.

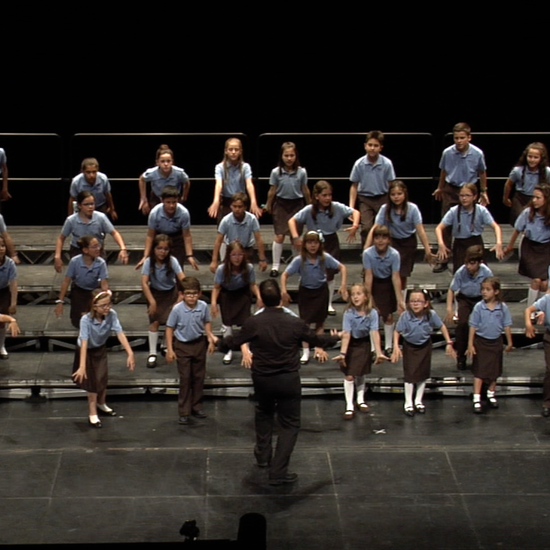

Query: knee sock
[
  {"left": 344, "top": 379, "right": 355, "bottom": 410},
  {"left": 148, "top": 331, "right": 159, "bottom": 355},
  {"left": 528, "top": 287, "right": 538, "bottom": 306},
  {"left": 328, "top": 280, "right": 335, "bottom": 311},
  {"left": 223, "top": 326, "right": 233, "bottom": 359},
  {"left": 301, "top": 347, "right": 310, "bottom": 361},
  {"left": 415, "top": 380, "right": 426, "bottom": 405},
  {"left": 473, "top": 393, "right": 481, "bottom": 403},
  {"left": 0, "top": 327, "right": 6, "bottom": 351},
  {"left": 220, "top": 242, "right": 227, "bottom": 262},
  {"left": 487, "top": 389, "right": 496, "bottom": 400},
  {"left": 355, "top": 375, "right": 366, "bottom": 404},
  {"left": 404, "top": 382, "right": 414, "bottom": 408},
  {"left": 384, "top": 323, "right": 394, "bottom": 350},
  {"left": 272, "top": 242, "right": 283, "bottom": 271}
]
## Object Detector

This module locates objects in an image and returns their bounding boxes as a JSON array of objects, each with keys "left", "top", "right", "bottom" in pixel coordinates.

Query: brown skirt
[
  {"left": 219, "top": 285, "right": 252, "bottom": 326},
  {"left": 340, "top": 336, "right": 372, "bottom": 376},
  {"left": 392, "top": 234, "right": 417, "bottom": 278},
  {"left": 0, "top": 285, "right": 10, "bottom": 314},
  {"left": 73, "top": 345, "right": 108, "bottom": 394},
  {"left": 273, "top": 197, "right": 305, "bottom": 236},
  {"left": 471, "top": 334, "right": 503, "bottom": 382},
  {"left": 372, "top": 277, "right": 397, "bottom": 320},
  {"left": 452, "top": 235, "right": 483, "bottom": 274},
  {"left": 510, "top": 192, "right": 531, "bottom": 227},
  {"left": 519, "top": 237, "right": 550, "bottom": 280},
  {"left": 323, "top": 233, "right": 340, "bottom": 282},
  {"left": 298, "top": 283, "right": 329, "bottom": 325},
  {"left": 402, "top": 338, "right": 432, "bottom": 383},
  {"left": 148, "top": 286, "right": 178, "bottom": 325},
  {"left": 70, "top": 285, "right": 93, "bottom": 329}
]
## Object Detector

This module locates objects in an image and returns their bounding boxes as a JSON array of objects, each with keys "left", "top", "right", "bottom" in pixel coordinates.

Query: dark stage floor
[{"left": 2, "top": 392, "right": 550, "bottom": 548}]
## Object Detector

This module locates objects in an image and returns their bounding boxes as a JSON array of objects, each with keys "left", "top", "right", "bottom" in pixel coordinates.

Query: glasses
[{"left": 183, "top": 291, "right": 199, "bottom": 297}]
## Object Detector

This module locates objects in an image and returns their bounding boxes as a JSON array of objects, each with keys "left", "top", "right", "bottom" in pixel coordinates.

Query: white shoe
[{"left": 223, "top": 350, "right": 233, "bottom": 364}]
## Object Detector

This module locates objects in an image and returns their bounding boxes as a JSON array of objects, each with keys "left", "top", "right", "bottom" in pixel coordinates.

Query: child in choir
[
  {"left": 467, "top": 277, "right": 512, "bottom": 414},
  {"left": 211, "top": 241, "right": 262, "bottom": 365},
  {"left": 504, "top": 184, "right": 550, "bottom": 306},
  {"left": 0, "top": 235, "right": 19, "bottom": 358},
  {"left": 435, "top": 182, "right": 503, "bottom": 273},
  {"left": 503, "top": 142, "right": 549, "bottom": 225},
  {"left": 332, "top": 283, "right": 386, "bottom": 419},
  {"left": 365, "top": 180, "right": 433, "bottom": 293},
  {"left": 445, "top": 245, "right": 493, "bottom": 370},
  {"left": 69, "top": 158, "right": 117, "bottom": 220},
  {"left": 0, "top": 212, "right": 20, "bottom": 264},
  {"left": 281, "top": 231, "right": 347, "bottom": 364},
  {"left": 72, "top": 289, "right": 135, "bottom": 428},
  {"left": 55, "top": 235, "right": 109, "bottom": 329},
  {"left": 392, "top": 289, "right": 455, "bottom": 416},
  {"left": 349, "top": 130, "right": 396, "bottom": 245},
  {"left": 209, "top": 192, "right": 267, "bottom": 273},
  {"left": 136, "top": 185, "right": 198, "bottom": 270},
  {"left": 289, "top": 180, "right": 359, "bottom": 314},
  {"left": 55, "top": 191, "right": 128, "bottom": 271},
  {"left": 138, "top": 144, "right": 190, "bottom": 215},
  {"left": 362, "top": 225, "right": 405, "bottom": 355},
  {"left": 208, "top": 137, "right": 262, "bottom": 221},
  {"left": 432, "top": 122, "right": 488, "bottom": 272},
  {"left": 165, "top": 277, "right": 217, "bottom": 425},
  {"left": 141, "top": 234, "right": 185, "bottom": 368},
  {"left": 525, "top": 289, "right": 550, "bottom": 417},
  {"left": 265, "top": 141, "right": 311, "bottom": 277}
]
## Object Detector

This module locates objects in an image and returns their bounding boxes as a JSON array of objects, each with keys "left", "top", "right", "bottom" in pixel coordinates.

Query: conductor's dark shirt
[{"left": 224, "top": 307, "right": 339, "bottom": 375}]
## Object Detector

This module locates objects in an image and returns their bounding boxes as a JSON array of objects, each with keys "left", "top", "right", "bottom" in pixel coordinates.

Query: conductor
[{"left": 220, "top": 279, "right": 339, "bottom": 486}]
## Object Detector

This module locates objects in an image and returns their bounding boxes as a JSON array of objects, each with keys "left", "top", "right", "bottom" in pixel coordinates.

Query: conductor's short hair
[{"left": 259, "top": 279, "right": 281, "bottom": 307}]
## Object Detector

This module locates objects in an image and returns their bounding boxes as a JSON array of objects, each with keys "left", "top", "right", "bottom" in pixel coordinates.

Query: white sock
[
  {"left": 487, "top": 389, "right": 496, "bottom": 399},
  {"left": 415, "top": 381, "right": 426, "bottom": 405},
  {"left": 223, "top": 349, "right": 233, "bottom": 361},
  {"left": 344, "top": 379, "right": 355, "bottom": 410},
  {"left": 370, "top": 337, "right": 375, "bottom": 352},
  {"left": 272, "top": 242, "right": 283, "bottom": 270},
  {"left": 404, "top": 382, "right": 414, "bottom": 408},
  {"left": 355, "top": 375, "right": 366, "bottom": 404},
  {"left": 148, "top": 331, "right": 159, "bottom": 355},
  {"left": 402, "top": 288, "right": 407, "bottom": 302},
  {"left": 97, "top": 403, "right": 113, "bottom": 413},
  {"left": 328, "top": 280, "right": 336, "bottom": 310},
  {"left": 89, "top": 415, "right": 99, "bottom": 423},
  {"left": 0, "top": 327, "right": 6, "bottom": 350},
  {"left": 473, "top": 393, "right": 481, "bottom": 403},
  {"left": 384, "top": 323, "right": 394, "bottom": 350},
  {"left": 528, "top": 288, "right": 538, "bottom": 306},
  {"left": 222, "top": 325, "right": 233, "bottom": 338},
  {"left": 301, "top": 347, "right": 310, "bottom": 361},
  {"left": 220, "top": 242, "right": 227, "bottom": 262}
]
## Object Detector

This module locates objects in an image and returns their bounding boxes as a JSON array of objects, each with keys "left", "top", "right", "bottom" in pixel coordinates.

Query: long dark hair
[
  {"left": 148, "top": 234, "right": 174, "bottom": 279},
  {"left": 516, "top": 142, "right": 549, "bottom": 185},
  {"left": 311, "top": 180, "right": 333, "bottom": 222},
  {"left": 222, "top": 241, "right": 250, "bottom": 285},
  {"left": 385, "top": 180, "right": 409, "bottom": 223}
]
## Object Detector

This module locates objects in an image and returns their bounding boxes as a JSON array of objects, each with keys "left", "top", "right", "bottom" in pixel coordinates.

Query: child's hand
[
  {"left": 445, "top": 343, "right": 457, "bottom": 359},
  {"left": 135, "top": 257, "right": 146, "bottom": 270},
  {"left": 437, "top": 246, "right": 450, "bottom": 262},
  {"left": 72, "top": 366, "right": 87, "bottom": 384},
  {"left": 398, "top": 300, "right": 406, "bottom": 314},
  {"left": 127, "top": 352, "right": 135, "bottom": 371},
  {"left": 147, "top": 301, "right": 157, "bottom": 317},
  {"left": 207, "top": 201, "right": 219, "bottom": 219},
  {"left": 210, "top": 304, "right": 219, "bottom": 318},
  {"left": 54, "top": 302, "right": 64, "bottom": 318},
  {"left": 339, "top": 285, "right": 348, "bottom": 302},
  {"left": 165, "top": 350, "right": 176, "bottom": 363},
  {"left": 525, "top": 325, "right": 536, "bottom": 338},
  {"left": 391, "top": 347, "right": 401, "bottom": 363},
  {"left": 332, "top": 353, "right": 346, "bottom": 368},
  {"left": 466, "top": 346, "right": 475, "bottom": 360},
  {"left": 54, "top": 257, "right": 64, "bottom": 273},
  {"left": 344, "top": 225, "right": 358, "bottom": 243},
  {"left": 187, "top": 257, "right": 199, "bottom": 271},
  {"left": 207, "top": 336, "right": 218, "bottom": 355},
  {"left": 139, "top": 199, "right": 150, "bottom": 216},
  {"left": 503, "top": 197, "right": 512, "bottom": 208},
  {"left": 536, "top": 311, "right": 546, "bottom": 325},
  {"left": 491, "top": 243, "right": 504, "bottom": 260},
  {"left": 479, "top": 192, "right": 490, "bottom": 206},
  {"left": 444, "top": 310, "right": 456, "bottom": 324},
  {"left": 432, "top": 188, "right": 443, "bottom": 201},
  {"left": 504, "top": 343, "right": 513, "bottom": 354},
  {"left": 282, "top": 291, "right": 292, "bottom": 305},
  {"left": 241, "top": 348, "right": 253, "bottom": 369},
  {"left": 209, "top": 261, "right": 218, "bottom": 274},
  {"left": 8, "top": 320, "right": 20, "bottom": 337},
  {"left": 375, "top": 352, "right": 389, "bottom": 365}
]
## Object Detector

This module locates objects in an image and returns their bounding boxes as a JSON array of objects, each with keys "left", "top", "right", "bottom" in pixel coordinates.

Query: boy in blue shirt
[
  {"left": 432, "top": 122, "right": 488, "bottom": 272},
  {"left": 165, "top": 277, "right": 217, "bottom": 425},
  {"left": 349, "top": 131, "right": 396, "bottom": 246}
]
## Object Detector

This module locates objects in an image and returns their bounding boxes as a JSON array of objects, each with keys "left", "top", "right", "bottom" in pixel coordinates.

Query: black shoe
[
  {"left": 488, "top": 397, "right": 499, "bottom": 409},
  {"left": 404, "top": 406, "right": 415, "bottom": 417},
  {"left": 178, "top": 416, "right": 190, "bottom": 425},
  {"left": 88, "top": 418, "right": 102, "bottom": 428},
  {"left": 97, "top": 407, "right": 117, "bottom": 417},
  {"left": 384, "top": 348, "right": 393, "bottom": 357},
  {"left": 192, "top": 410, "right": 207, "bottom": 419},
  {"left": 415, "top": 403, "right": 426, "bottom": 414},
  {"left": 147, "top": 354, "right": 157, "bottom": 368},
  {"left": 327, "top": 308, "right": 336, "bottom": 316},
  {"left": 432, "top": 263, "right": 448, "bottom": 274},
  {"left": 457, "top": 358, "right": 467, "bottom": 371},
  {"left": 542, "top": 407, "right": 550, "bottom": 418},
  {"left": 254, "top": 446, "right": 271, "bottom": 468},
  {"left": 473, "top": 402, "right": 482, "bottom": 414},
  {"left": 269, "top": 269, "right": 279, "bottom": 278},
  {"left": 269, "top": 473, "right": 298, "bottom": 486}
]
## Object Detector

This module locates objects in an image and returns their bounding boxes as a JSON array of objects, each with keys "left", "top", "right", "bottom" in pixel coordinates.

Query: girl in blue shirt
[
  {"left": 141, "top": 234, "right": 185, "bottom": 368},
  {"left": 72, "top": 289, "right": 135, "bottom": 428},
  {"left": 505, "top": 184, "right": 550, "bottom": 306},
  {"left": 333, "top": 283, "right": 385, "bottom": 419},
  {"left": 467, "top": 277, "right": 513, "bottom": 414},
  {"left": 281, "top": 231, "right": 348, "bottom": 364},
  {"left": 0, "top": 235, "right": 18, "bottom": 358},
  {"left": 211, "top": 241, "right": 262, "bottom": 365},
  {"left": 265, "top": 142, "right": 311, "bottom": 278},
  {"left": 392, "top": 289, "right": 455, "bottom": 416},
  {"left": 503, "top": 142, "right": 549, "bottom": 225}
]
